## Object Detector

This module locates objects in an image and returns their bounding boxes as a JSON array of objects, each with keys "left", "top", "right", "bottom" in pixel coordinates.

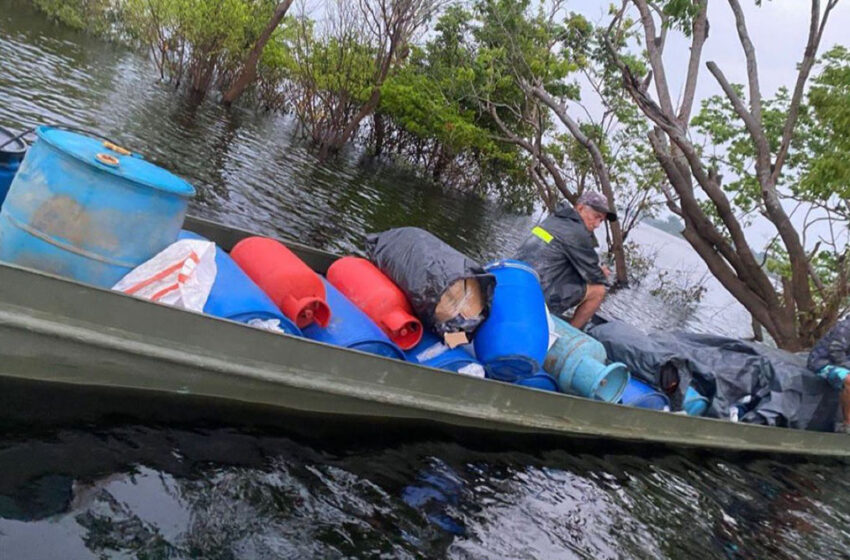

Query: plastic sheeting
[
  {"left": 587, "top": 320, "right": 841, "bottom": 432},
  {"left": 366, "top": 227, "right": 495, "bottom": 337}
]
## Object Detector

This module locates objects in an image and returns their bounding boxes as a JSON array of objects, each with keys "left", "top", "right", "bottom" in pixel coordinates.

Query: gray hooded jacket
[{"left": 513, "top": 202, "right": 606, "bottom": 315}]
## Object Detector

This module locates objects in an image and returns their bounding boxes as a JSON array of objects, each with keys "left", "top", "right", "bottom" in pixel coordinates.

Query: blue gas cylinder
[
  {"left": 620, "top": 378, "right": 670, "bottom": 410},
  {"left": 473, "top": 260, "right": 549, "bottom": 382},
  {"left": 544, "top": 316, "right": 629, "bottom": 402},
  {"left": 0, "top": 126, "right": 27, "bottom": 207},
  {"left": 178, "top": 231, "right": 301, "bottom": 336},
  {"left": 0, "top": 126, "right": 195, "bottom": 287},
  {"left": 302, "top": 277, "right": 405, "bottom": 360},
  {"left": 515, "top": 372, "right": 559, "bottom": 392},
  {"left": 405, "top": 330, "right": 484, "bottom": 374},
  {"left": 684, "top": 386, "right": 710, "bottom": 416}
]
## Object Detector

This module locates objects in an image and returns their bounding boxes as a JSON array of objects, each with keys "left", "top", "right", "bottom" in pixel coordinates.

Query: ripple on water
[{"left": 2, "top": 427, "right": 847, "bottom": 560}]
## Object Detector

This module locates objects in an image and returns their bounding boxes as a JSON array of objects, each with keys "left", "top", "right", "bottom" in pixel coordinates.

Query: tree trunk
[
  {"left": 221, "top": 0, "right": 294, "bottom": 106},
  {"left": 372, "top": 113, "right": 386, "bottom": 156},
  {"left": 750, "top": 315, "right": 764, "bottom": 342},
  {"left": 189, "top": 54, "right": 218, "bottom": 98},
  {"left": 608, "top": 218, "right": 628, "bottom": 286},
  {"left": 432, "top": 144, "right": 449, "bottom": 181}
]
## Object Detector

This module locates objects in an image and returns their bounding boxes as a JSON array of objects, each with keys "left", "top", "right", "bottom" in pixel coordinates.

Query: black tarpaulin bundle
[
  {"left": 587, "top": 320, "right": 841, "bottom": 432},
  {"left": 366, "top": 227, "right": 495, "bottom": 341}
]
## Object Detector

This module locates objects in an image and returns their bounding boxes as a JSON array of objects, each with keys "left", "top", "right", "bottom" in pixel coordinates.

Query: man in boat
[
  {"left": 513, "top": 191, "right": 616, "bottom": 329},
  {"left": 807, "top": 316, "right": 850, "bottom": 433}
]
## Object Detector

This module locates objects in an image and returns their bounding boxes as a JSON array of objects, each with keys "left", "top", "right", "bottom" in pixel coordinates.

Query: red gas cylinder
[
  {"left": 230, "top": 236, "right": 330, "bottom": 329},
  {"left": 327, "top": 256, "right": 423, "bottom": 350}
]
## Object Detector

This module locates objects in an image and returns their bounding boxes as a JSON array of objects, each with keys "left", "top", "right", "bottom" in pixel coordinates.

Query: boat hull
[{"left": 0, "top": 215, "right": 845, "bottom": 459}]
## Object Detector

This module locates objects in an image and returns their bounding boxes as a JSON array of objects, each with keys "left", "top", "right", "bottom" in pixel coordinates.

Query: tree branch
[
  {"left": 677, "top": 0, "right": 709, "bottom": 126},
  {"left": 706, "top": 61, "right": 772, "bottom": 179},
  {"left": 632, "top": 0, "right": 676, "bottom": 117},
  {"left": 727, "top": 0, "right": 764, "bottom": 135},
  {"left": 771, "top": 0, "right": 837, "bottom": 184}
]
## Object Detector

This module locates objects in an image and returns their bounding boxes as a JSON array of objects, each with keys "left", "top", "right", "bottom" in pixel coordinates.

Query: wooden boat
[{"left": 0, "top": 215, "right": 846, "bottom": 459}]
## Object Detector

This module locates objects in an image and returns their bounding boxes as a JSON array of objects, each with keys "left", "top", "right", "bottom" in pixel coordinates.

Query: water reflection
[{"left": 0, "top": 427, "right": 846, "bottom": 559}]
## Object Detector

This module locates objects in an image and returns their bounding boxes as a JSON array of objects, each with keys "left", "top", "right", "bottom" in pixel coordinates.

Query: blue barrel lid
[
  {"left": 484, "top": 259, "right": 540, "bottom": 281},
  {"left": 36, "top": 126, "right": 195, "bottom": 198}
]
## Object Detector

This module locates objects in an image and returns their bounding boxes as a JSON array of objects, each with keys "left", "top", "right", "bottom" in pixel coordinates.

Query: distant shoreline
[{"left": 643, "top": 217, "right": 684, "bottom": 238}]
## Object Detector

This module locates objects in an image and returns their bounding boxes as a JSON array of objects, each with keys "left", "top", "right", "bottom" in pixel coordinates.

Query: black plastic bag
[
  {"left": 366, "top": 227, "right": 495, "bottom": 338},
  {"left": 739, "top": 344, "right": 840, "bottom": 431},
  {"left": 587, "top": 320, "right": 840, "bottom": 431}
]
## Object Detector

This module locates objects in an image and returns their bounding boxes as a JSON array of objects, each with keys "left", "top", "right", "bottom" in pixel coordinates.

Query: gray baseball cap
[{"left": 576, "top": 191, "right": 617, "bottom": 222}]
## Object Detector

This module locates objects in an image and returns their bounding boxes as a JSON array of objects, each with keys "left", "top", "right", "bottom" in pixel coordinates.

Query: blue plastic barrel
[
  {"left": 178, "top": 231, "right": 301, "bottom": 336},
  {"left": 515, "top": 372, "right": 559, "bottom": 392},
  {"left": 473, "top": 260, "right": 549, "bottom": 382},
  {"left": 684, "top": 386, "right": 710, "bottom": 416},
  {"left": 303, "top": 278, "right": 404, "bottom": 360},
  {"left": 544, "top": 316, "right": 629, "bottom": 402},
  {"left": 620, "top": 378, "right": 670, "bottom": 410},
  {"left": 405, "top": 330, "right": 483, "bottom": 373},
  {"left": 0, "top": 126, "right": 27, "bottom": 207},
  {"left": 0, "top": 126, "right": 194, "bottom": 287}
]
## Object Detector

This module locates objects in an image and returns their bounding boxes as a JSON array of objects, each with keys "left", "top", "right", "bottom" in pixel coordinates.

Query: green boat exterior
[{"left": 0, "top": 215, "right": 846, "bottom": 459}]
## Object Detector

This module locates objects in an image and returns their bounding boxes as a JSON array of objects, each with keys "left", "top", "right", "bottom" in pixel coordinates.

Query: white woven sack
[{"left": 112, "top": 239, "right": 217, "bottom": 312}]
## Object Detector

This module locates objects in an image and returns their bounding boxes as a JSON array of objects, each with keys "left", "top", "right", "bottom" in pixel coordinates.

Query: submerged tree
[
  {"left": 221, "top": 0, "right": 295, "bottom": 105},
  {"left": 119, "top": 0, "right": 295, "bottom": 101},
  {"left": 606, "top": 0, "right": 847, "bottom": 350},
  {"left": 281, "top": 0, "right": 441, "bottom": 158},
  {"left": 368, "top": 5, "right": 536, "bottom": 208},
  {"left": 455, "top": 0, "right": 662, "bottom": 284},
  {"left": 32, "top": 0, "right": 118, "bottom": 35}
]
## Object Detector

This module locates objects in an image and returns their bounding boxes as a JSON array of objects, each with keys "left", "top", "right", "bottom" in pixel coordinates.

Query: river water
[{"left": 0, "top": 2, "right": 847, "bottom": 558}]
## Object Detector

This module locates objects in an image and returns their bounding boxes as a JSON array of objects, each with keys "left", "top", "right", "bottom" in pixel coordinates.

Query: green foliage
[
  {"left": 271, "top": 10, "right": 382, "bottom": 147},
  {"left": 693, "top": 46, "right": 850, "bottom": 220},
  {"left": 380, "top": 72, "right": 492, "bottom": 153},
  {"left": 28, "top": 0, "right": 663, "bottom": 217},
  {"left": 798, "top": 46, "right": 850, "bottom": 206},
  {"left": 367, "top": 2, "right": 539, "bottom": 209},
  {"left": 253, "top": 18, "right": 297, "bottom": 109},
  {"left": 692, "top": 86, "right": 804, "bottom": 217},
  {"left": 83, "top": 0, "right": 284, "bottom": 96},
  {"left": 660, "top": 0, "right": 702, "bottom": 34},
  {"left": 383, "top": 0, "right": 662, "bottom": 216},
  {"left": 377, "top": 8, "right": 489, "bottom": 153},
  {"left": 32, "top": 0, "right": 117, "bottom": 36},
  {"left": 692, "top": 45, "right": 850, "bottom": 319}
]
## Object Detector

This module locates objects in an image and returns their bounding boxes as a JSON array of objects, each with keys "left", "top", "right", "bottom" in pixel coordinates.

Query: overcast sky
[
  {"left": 569, "top": 0, "right": 850, "bottom": 249},
  {"left": 572, "top": 0, "right": 850, "bottom": 109}
]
